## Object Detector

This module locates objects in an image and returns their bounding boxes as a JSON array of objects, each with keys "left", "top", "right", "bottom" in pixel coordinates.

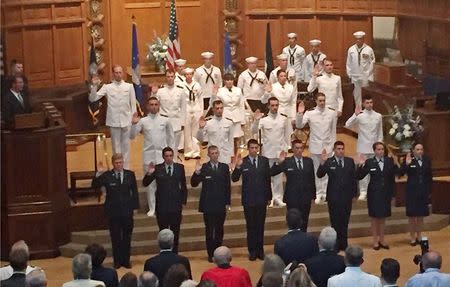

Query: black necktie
[
  {"left": 185, "top": 85, "right": 195, "bottom": 101},
  {"left": 252, "top": 158, "right": 256, "bottom": 168},
  {"left": 116, "top": 172, "right": 121, "bottom": 183},
  {"left": 289, "top": 48, "right": 296, "bottom": 66},
  {"left": 228, "top": 87, "right": 232, "bottom": 92},
  {"left": 203, "top": 68, "right": 215, "bottom": 85},
  {"left": 17, "top": 92, "right": 24, "bottom": 107},
  {"left": 357, "top": 46, "right": 365, "bottom": 66},
  {"left": 167, "top": 165, "right": 172, "bottom": 176},
  {"left": 312, "top": 53, "right": 321, "bottom": 67},
  {"left": 338, "top": 158, "right": 343, "bottom": 168},
  {"left": 297, "top": 158, "right": 302, "bottom": 170},
  {"left": 248, "top": 72, "right": 258, "bottom": 87}
]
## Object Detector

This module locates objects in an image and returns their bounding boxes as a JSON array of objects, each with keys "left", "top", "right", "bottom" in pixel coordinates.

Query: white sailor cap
[
  {"left": 245, "top": 56, "right": 258, "bottom": 64},
  {"left": 201, "top": 51, "right": 214, "bottom": 59},
  {"left": 287, "top": 32, "right": 297, "bottom": 39},
  {"left": 183, "top": 67, "right": 194, "bottom": 74},
  {"left": 309, "top": 39, "right": 322, "bottom": 46},
  {"left": 353, "top": 31, "right": 366, "bottom": 39},
  {"left": 277, "top": 54, "right": 288, "bottom": 60},
  {"left": 174, "top": 59, "right": 187, "bottom": 66}
]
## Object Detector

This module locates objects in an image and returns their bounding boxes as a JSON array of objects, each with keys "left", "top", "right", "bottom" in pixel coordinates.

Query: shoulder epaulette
[
  {"left": 225, "top": 117, "right": 233, "bottom": 121},
  {"left": 205, "top": 116, "right": 212, "bottom": 121},
  {"left": 160, "top": 114, "right": 168, "bottom": 118},
  {"left": 176, "top": 85, "right": 184, "bottom": 89},
  {"left": 280, "top": 113, "right": 288, "bottom": 117},
  {"left": 327, "top": 107, "right": 336, "bottom": 111}
]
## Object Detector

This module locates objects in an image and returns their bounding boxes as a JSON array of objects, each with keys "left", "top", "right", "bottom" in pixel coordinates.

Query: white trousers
[
  {"left": 352, "top": 79, "right": 369, "bottom": 108},
  {"left": 109, "top": 126, "right": 131, "bottom": 169},
  {"left": 358, "top": 153, "right": 373, "bottom": 198},
  {"left": 184, "top": 112, "right": 201, "bottom": 157},
  {"left": 311, "top": 153, "right": 330, "bottom": 199},
  {"left": 174, "top": 130, "right": 182, "bottom": 162},
  {"left": 269, "top": 158, "right": 284, "bottom": 202},
  {"left": 143, "top": 164, "right": 156, "bottom": 214}
]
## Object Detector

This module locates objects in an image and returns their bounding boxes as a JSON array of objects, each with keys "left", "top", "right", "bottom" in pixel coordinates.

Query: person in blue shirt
[{"left": 405, "top": 251, "right": 450, "bottom": 287}]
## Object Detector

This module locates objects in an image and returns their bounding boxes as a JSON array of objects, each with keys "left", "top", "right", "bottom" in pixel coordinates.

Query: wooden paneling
[
  {"left": 318, "top": 16, "right": 344, "bottom": 73},
  {"left": 246, "top": 0, "right": 281, "bottom": 13},
  {"left": 342, "top": 0, "right": 370, "bottom": 13},
  {"left": 282, "top": 17, "right": 316, "bottom": 49},
  {"left": 2, "top": 0, "right": 87, "bottom": 88},
  {"left": 282, "top": 0, "right": 315, "bottom": 12},
  {"left": 316, "top": 0, "right": 341, "bottom": 12},
  {"left": 244, "top": 18, "right": 282, "bottom": 65},
  {"left": 371, "top": 0, "right": 398, "bottom": 15}
]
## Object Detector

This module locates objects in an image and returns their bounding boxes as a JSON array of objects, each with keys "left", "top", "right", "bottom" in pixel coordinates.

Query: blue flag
[
  {"left": 131, "top": 22, "right": 144, "bottom": 116},
  {"left": 223, "top": 32, "right": 233, "bottom": 75}
]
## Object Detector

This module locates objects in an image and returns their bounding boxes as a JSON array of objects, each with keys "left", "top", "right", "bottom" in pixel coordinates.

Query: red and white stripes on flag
[{"left": 165, "top": 0, "right": 180, "bottom": 71}]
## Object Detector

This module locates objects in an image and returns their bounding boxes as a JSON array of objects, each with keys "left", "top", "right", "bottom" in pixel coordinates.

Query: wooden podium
[{"left": 1, "top": 103, "right": 71, "bottom": 259}]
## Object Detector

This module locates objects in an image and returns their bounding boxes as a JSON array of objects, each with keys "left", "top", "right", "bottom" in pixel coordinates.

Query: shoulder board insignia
[
  {"left": 225, "top": 117, "right": 233, "bottom": 121},
  {"left": 176, "top": 85, "right": 184, "bottom": 89},
  {"left": 280, "top": 113, "right": 288, "bottom": 117},
  {"left": 327, "top": 107, "right": 336, "bottom": 111},
  {"left": 205, "top": 116, "right": 212, "bottom": 121},
  {"left": 160, "top": 114, "right": 168, "bottom": 118}
]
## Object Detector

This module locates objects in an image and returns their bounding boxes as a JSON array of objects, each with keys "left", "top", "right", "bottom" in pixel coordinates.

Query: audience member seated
[
  {"left": 138, "top": 272, "right": 158, "bottom": 287},
  {"left": 200, "top": 246, "right": 252, "bottom": 287},
  {"left": 120, "top": 272, "right": 137, "bottom": 287},
  {"left": 180, "top": 280, "right": 198, "bottom": 287},
  {"left": 25, "top": 269, "right": 47, "bottom": 287},
  {"left": 327, "top": 245, "right": 381, "bottom": 287},
  {"left": 380, "top": 258, "right": 400, "bottom": 287},
  {"left": 305, "top": 227, "right": 345, "bottom": 287},
  {"left": 261, "top": 272, "right": 283, "bottom": 287},
  {"left": 405, "top": 251, "right": 450, "bottom": 287},
  {"left": 85, "top": 243, "right": 119, "bottom": 287},
  {"left": 255, "top": 254, "right": 286, "bottom": 287},
  {"left": 274, "top": 209, "right": 319, "bottom": 265},
  {"left": 143, "top": 229, "right": 192, "bottom": 286},
  {"left": 285, "top": 264, "right": 316, "bottom": 287},
  {"left": 0, "top": 240, "right": 37, "bottom": 280},
  {"left": 196, "top": 281, "right": 216, "bottom": 287},
  {"left": 163, "top": 264, "right": 190, "bottom": 287},
  {"left": 0, "top": 243, "right": 29, "bottom": 287},
  {"left": 62, "top": 253, "right": 106, "bottom": 287}
]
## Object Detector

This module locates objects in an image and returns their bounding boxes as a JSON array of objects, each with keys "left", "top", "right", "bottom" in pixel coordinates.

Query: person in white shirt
[
  {"left": 346, "top": 31, "right": 375, "bottom": 108},
  {"left": 307, "top": 58, "right": 344, "bottom": 116},
  {"left": 303, "top": 39, "right": 327, "bottom": 83},
  {"left": 130, "top": 97, "right": 175, "bottom": 217},
  {"left": 212, "top": 73, "right": 246, "bottom": 153},
  {"left": 252, "top": 97, "right": 291, "bottom": 207},
  {"left": 197, "top": 100, "right": 234, "bottom": 164},
  {"left": 194, "top": 52, "right": 222, "bottom": 112},
  {"left": 89, "top": 65, "right": 137, "bottom": 169},
  {"left": 152, "top": 70, "right": 186, "bottom": 162},
  {"left": 282, "top": 33, "right": 306, "bottom": 82},
  {"left": 237, "top": 56, "right": 268, "bottom": 112},
  {"left": 174, "top": 59, "right": 186, "bottom": 85},
  {"left": 0, "top": 240, "right": 37, "bottom": 281},
  {"left": 62, "top": 253, "right": 106, "bottom": 287},
  {"left": 328, "top": 245, "right": 382, "bottom": 287},
  {"left": 296, "top": 93, "right": 337, "bottom": 204},
  {"left": 269, "top": 54, "right": 297, "bottom": 89},
  {"left": 183, "top": 67, "right": 203, "bottom": 160},
  {"left": 345, "top": 95, "right": 383, "bottom": 200},
  {"left": 262, "top": 69, "right": 297, "bottom": 124}
]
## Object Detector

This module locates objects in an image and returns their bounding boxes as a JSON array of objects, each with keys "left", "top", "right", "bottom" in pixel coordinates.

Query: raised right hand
[
  {"left": 199, "top": 116, "right": 207, "bottom": 128},
  {"left": 278, "top": 150, "right": 287, "bottom": 164},
  {"left": 320, "top": 149, "right": 328, "bottom": 164},
  {"left": 147, "top": 162, "right": 155, "bottom": 174},
  {"left": 131, "top": 112, "right": 140, "bottom": 124},
  {"left": 254, "top": 109, "right": 263, "bottom": 120},
  {"left": 91, "top": 75, "right": 101, "bottom": 86},
  {"left": 405, "top": 152, "right": 412, "bottom": 165},
  {"left": 234, "top": 152, "right": 243, "bottom": 168},
  {"left": 313, "top": 64, "right": 321, "bottom": 76},
  {"left": 195, "top": 158, "right": 202, "bottom": 172},
  {"left": 264, "top": 82, "right": 272, "bottom": 93},
  {"left": 355, "top": 105, "right": 362, "bottom": 115},
  {"left": 297, "top": 101, "right": 305, "bottom": 114},
  {"left": 97, "top": 161, "right": 106, "bottom": 173}
]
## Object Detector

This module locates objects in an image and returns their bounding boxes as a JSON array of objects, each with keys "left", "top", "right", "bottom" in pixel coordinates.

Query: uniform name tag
[
  {"left": 205, "top": 176, "right": 212, "bottom": 179},
  {"left": 330, "top": 167, "right": 336, "bottom": 170},
  {"left": 370, "top": 168, "right": 377, "bottom": 171},
  {"left": 109, "top": 183, "right": 117, "bottom": 186},
  {"left": 410, "top": 165, "right": 416, "bottom": 168},
  {"left": 287, "top": 168, "right": 294, "bottom": 171},
  {"left": 243, "top": 168, "right": 249, "bottom": 172}
]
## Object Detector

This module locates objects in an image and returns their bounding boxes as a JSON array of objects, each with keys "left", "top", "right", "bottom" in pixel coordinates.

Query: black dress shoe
[
  {"left": 207, "top": 256, "right": 213, "bottom": 263},
  {"left": 379, "top": 242, "right": 390, "bottom": 250},
  {"left": 257, "top": 252, "right": 265, "bottom": 260},
  {"left": 373, "top": 244, "right": 380, "bottom": 251},
  {"left": 249, "top": 254, "right": 257, "bottom": 261},
  {"left": 122, "top": 263, "right": 132, "bottom": 269},
  {"left": 410, "top": 240, "right": 417, "bottom": 246}
]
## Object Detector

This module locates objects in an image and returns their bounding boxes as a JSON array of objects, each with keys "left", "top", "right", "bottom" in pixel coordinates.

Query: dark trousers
[
  {"left": 244, "top": 205, "right": 266, "bottom": 256},
  {"left": 156, "top": 211, "right": 182, "bottom": 253},
  {"left": 328, "top": 200, "right": 352, "bottom": 251},
  {"left": 108, "top": 216, "right": 133, "bottom": 266},
  {"left": 203, "top": 212, "right": 226, "bottom": 258},
  {"left": 287, "top": 200, "right": 312, "bottom": 232}
]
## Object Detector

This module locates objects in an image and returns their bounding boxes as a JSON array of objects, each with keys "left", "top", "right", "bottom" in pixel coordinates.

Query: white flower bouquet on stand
[
  {"left": 387, "top": 105, "right": 424, "bottom": 152},
  {"left": 147, "top": 31, "right": 168, "bottom": 72}
]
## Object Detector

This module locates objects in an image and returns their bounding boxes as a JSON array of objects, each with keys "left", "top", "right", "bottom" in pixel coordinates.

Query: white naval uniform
[
  {"left": 89, "top": 80, "right": 137, "bottom": 169},
  {"left": 252, "top": 112, "right": 291, "bottom": 204},
  {"left": 282, "top": 44, "right": 306, "bottom": 81},
  {"left": 212, "top": 86, "right": 245, "bottom": 138},
  {"left": 196, "top": 115, "right": 234, "bottom": 164},
  {"left": 262, "top": 81, "right": 297, "bottom": 122},
  {"left": 346, "top": 43, "right": 375, "bottom": 107},
  {"left": 303, "top": 52, "right": 327, "bottom": 83},
  {"left": 175, "top": 72, "right": 186, "bottom": 85},
  {"left": 194, "top": 65, "right": 222, "bottom": 102},
  {"left": 269, "top": 66, "right": 297, "bottom": 89},
  {"left": 183, "top": 80, "right": 203, "bottom": 158},
  {"left": 296, "top": 107, "right": 337, "bottom": 200},
  {"left": 307, "top": 73, "right": 344, "bottom": 113},
  {"left": 237, "top": 69, "right": 267, "bottom": 101},
  {"left": 345, "top": 109, "right": 383, "bottom": 199},
  {"left": 155, "top": 85, "right": 187, "bottom": 161},
  {"left": 130, "top": 113, "right": 175, "bottom": 215}
]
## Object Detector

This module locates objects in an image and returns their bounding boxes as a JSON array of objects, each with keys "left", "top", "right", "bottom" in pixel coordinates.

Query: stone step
[
  {"left": 69, "top": 207, "right": 410, "bottom": 245},
  {"left": 59, "top": 214, "right": 449, "bottom": 258}
]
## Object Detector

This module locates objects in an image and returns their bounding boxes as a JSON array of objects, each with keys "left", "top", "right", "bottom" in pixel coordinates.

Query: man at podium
[{"left": 1, "top": 75, "right": 32, "bottom": 128}]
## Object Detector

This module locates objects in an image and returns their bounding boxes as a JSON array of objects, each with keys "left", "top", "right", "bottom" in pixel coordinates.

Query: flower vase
[
  {"left": 155, "top": 62, "right": 166, "bottom": 73},
  {"left": 399, "top": 140, "right": 413, "bottom": 153}
]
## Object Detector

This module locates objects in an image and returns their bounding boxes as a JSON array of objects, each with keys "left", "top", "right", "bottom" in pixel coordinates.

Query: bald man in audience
[
  {"left": 405, "top": 251, "right": 450, "bottom": 287},
  {"left": 138, "top": 271, "right": 159, "bottom": 287},
  {"left": 200, "top": 246, "right": 252, "bottom": 287}
]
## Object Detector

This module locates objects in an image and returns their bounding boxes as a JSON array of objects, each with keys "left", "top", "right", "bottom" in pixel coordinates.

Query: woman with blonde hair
[{"left": 286, "top": 264, "right": 316, "bottom": 287}]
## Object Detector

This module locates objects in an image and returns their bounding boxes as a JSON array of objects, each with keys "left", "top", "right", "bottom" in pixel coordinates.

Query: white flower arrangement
[
  {"left": 387, "top": 105, "right": 424, "bottom": 151},
  {"left": 146, "top": 31, "right": 168, "bottom": 67}
]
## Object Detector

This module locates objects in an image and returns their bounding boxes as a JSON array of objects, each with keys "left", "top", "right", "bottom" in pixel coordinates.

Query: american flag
[{"left": 165, "top": 0, "right": 180, "bottom": 71}]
